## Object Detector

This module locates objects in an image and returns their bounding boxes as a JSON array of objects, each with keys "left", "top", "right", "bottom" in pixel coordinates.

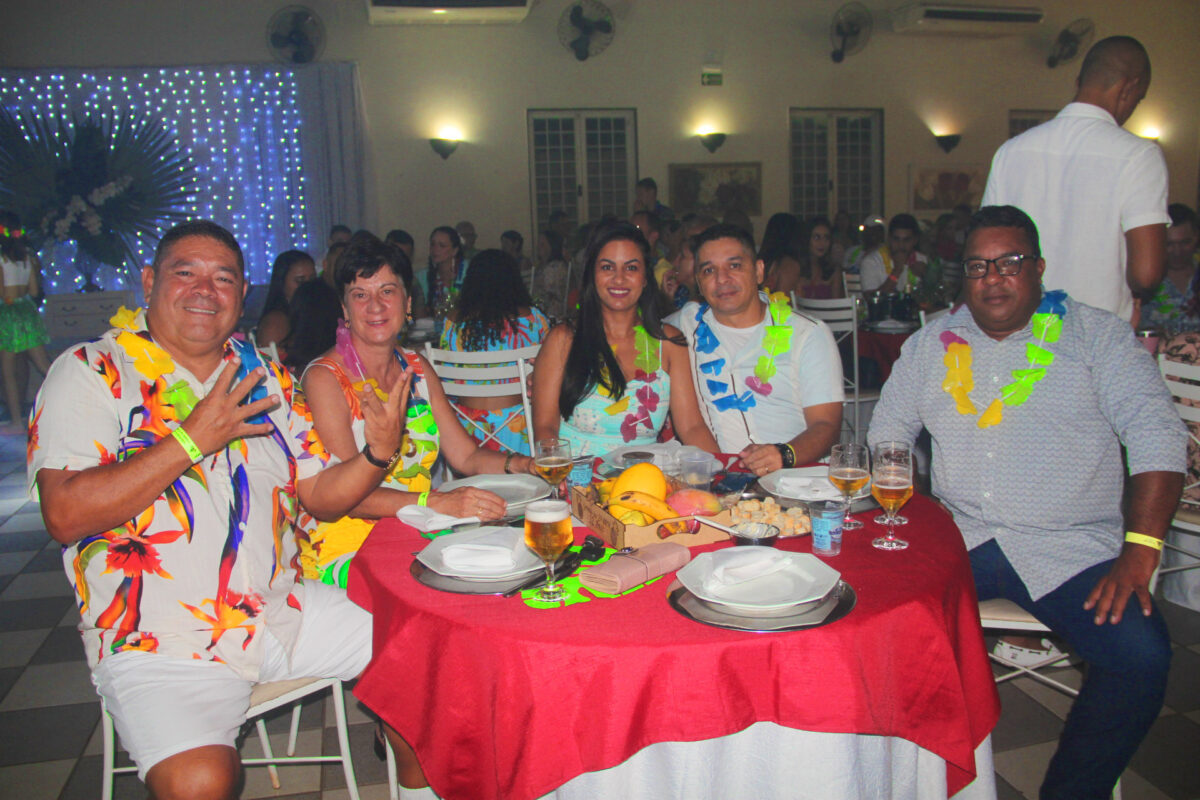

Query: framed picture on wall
[
  {"left": 908, "top": 164, "right": 987, "bottom": 219},
  {"left": 668, "top": 162, "right": 762, "bottom": 218}
]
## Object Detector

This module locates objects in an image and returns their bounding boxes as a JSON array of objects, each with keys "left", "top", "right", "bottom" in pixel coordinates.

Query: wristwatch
[
  {"left": 775, "top": 442, "right": 796, "bottom": 469},
  {"left": 362, "top": 441, "right": 403, "bottom": 473}
]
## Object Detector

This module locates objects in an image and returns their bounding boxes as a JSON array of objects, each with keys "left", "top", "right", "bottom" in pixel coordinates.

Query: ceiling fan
[
  {"left": 558, "top": 1, "right": 616, "bottom": 62},
  {"left": 830, "top": 2, "right": 873, "bottom": 64},
  {"left": 267, "top": 5, "right": 325, "bottom": 65},
  {"left": 1047, "top": 18, "right": 1095, "bottom": 69}
]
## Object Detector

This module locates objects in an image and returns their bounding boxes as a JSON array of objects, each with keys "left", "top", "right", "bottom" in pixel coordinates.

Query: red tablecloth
[
  {"left": 348, "top": 496, "right": 999, "bottom": 800},
  {"left": 858, "top": 328, "right": 913, "bottom": 382}
]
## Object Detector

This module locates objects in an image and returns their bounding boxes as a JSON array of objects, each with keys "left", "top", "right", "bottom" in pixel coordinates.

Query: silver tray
[
  {"left": 410, "top": 559, "right": 538, "bottom": 596},
  {"left": 667, "top": 580, "right": 856, "bottom": 633}
]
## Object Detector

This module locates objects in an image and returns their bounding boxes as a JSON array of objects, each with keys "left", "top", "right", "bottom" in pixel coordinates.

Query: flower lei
[
  {"left": 109, "top": 306, "right": 269, "bottom": 421},
  {"left": 940, "top": 289, "right": 1066, "bottom": 429},
  {"left": 693, "top": 292, "right": 794, "bottom": 412},
  {"left": 598, "top": 325, "right": 663, "bottom": 441}
]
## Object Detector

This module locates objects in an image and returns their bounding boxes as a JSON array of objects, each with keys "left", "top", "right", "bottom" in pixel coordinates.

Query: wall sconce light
[
  {"left": 935, "top": 134, "right": 961, "bottom": 154},
  {"left": 430, "top": 138, "right": 459, "bottom": 159},
  {"left": 699, "top": 132, "right": 727, "bottom": 153}
]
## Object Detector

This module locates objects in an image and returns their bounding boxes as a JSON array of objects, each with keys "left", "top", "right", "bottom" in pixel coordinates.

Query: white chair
[
  {"left": 1157, "top": 356, "right": 1200, "bottom": 597},
  {"left": 424, "top": 342, "right": 541, "bottom": 456},
  {"left": 843, "top": 270, "right": 862, "bottom": 297},
  {"left": 793, "top": 294, "right": 878, "bottom": 445},
  {"left": 102, "top": 677, "right": 360, "bottom": 800}
]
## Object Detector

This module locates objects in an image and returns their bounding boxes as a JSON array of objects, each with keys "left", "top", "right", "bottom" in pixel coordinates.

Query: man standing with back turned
[{"left": 981, "top": 36, "right": 1168, "bottom": 323}]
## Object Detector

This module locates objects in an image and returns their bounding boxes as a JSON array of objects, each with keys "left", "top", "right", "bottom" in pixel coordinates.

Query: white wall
[{"left": 2, "top": 0, "right": 1197, "bottom": 261}]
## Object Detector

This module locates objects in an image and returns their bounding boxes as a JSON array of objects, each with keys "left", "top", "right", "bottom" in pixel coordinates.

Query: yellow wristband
[
  {"left": 418, "top": 491, "right": 429, "bottom": 507},
  {"left": 171, "top": 426, "right": 204, "bottom": 464},
  {"left": 1124, "top": 532, "right": 1164, "bottom": 551}
]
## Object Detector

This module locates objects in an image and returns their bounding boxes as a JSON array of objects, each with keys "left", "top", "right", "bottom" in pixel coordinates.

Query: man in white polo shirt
[
  {"left": 675, "top": 223, "right": 844, "bottom": 475},
  {"left": 981, "top": 35, "right": 1168, "bottom": 323}
]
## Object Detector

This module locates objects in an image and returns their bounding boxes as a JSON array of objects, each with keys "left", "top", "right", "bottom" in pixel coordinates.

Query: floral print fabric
[
  {"left": 26, "top": 310, "right": 327, "bottom": 680},
  {"left": 558, "top": 336, "right": 669, "bottom": 457},
  {"left": 298, "top": 351, "right": 440, "bottom": 586}
]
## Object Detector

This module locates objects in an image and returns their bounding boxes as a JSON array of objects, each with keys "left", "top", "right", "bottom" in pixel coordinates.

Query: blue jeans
[{"left": 969, "top": 539, "right": 1172, "bottom": 800}]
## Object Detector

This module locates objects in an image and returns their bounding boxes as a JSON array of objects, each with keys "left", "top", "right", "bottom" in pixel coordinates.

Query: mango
[
  {"left": 667, "top": 489, "right": 722, "bottom": 517},
  {"left": 611, "top": 462, "right": 668, "bottom": 501}
]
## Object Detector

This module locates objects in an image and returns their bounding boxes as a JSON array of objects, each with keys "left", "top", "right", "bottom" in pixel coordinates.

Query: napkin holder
[{"left": 569, "top": 484, "right": 731, "bottom": 550}]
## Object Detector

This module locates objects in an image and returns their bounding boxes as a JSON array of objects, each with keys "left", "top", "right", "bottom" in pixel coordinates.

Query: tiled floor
[{"left": 0, "top": 427, "right": 1198, "bottom": 799}]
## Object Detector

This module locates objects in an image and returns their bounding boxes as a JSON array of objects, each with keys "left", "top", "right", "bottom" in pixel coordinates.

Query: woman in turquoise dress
[
  {"left": 441, "top": 249, "right": 550, "bottom": 454},
  {"left": 531, "top": 221, "right": 717, "bottom": 458}
]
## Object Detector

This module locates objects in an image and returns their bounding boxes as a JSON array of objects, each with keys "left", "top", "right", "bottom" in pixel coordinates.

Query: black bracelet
[
  {"left": 361, "top": 442, "right": 390, "bottom": 469},
  {"left": 775, "top": 442, "right": 796, "bottom": 468}
]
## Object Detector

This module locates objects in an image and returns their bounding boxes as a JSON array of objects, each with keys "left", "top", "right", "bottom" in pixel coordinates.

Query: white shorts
[{"left": 92, "top": 581, "right": 373, "bottom": 780}]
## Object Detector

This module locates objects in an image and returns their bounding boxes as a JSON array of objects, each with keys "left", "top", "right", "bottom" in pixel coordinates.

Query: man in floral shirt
[{"left": 28, "top": 221, "right": 410, "bottom": 799}]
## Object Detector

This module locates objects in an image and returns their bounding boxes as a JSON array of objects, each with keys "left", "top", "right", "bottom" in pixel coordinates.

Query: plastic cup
[
  {"left": 811, "top": 500, "right": 846, "bottom": 557},
  {"left": 679, "top": 452, "right": 713, "bottom": 490}
]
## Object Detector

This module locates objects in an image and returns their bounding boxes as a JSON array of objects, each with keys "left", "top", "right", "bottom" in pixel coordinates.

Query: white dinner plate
[
  {"left": 416, "top": 526, "right": 543, "bottom": 581},
  {"left": 676, "top": 550, "right": 842, "bottom": 612},
  {"left": 438, "top": 474, "right": 551, "bottom": 511},
  {"left": 867, "top": 319, "right": 918, "bottom": 333},
  {"left": 759, "top": 466, "right": 871, "bottom": 503}
]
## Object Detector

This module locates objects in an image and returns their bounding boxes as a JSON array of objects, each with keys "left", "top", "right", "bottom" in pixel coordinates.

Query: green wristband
[
  {"left": 171, "top": 426, "right": 204, "bottom": 463},
  {"left": 417, "top": 491, "right": 430, "bottom": 507}
]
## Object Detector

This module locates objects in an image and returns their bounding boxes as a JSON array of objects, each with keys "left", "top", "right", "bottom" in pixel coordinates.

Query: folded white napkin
[
  {"left": 396, "top": 505, "right": 479, "bottom": 533},
  {"left": 440, "top": 528, "right": 524, "bottom": 572},
  {"left": 778, "top": 477, "right": 843, "bottom": 499},
  {"left": 704, "top": 549, "right": 790, "bottom": 591}
]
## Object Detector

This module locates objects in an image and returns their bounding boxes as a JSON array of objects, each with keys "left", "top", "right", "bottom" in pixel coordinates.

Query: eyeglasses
[{"left": 962, "top": 254, "right": 1034, "bottom": 279}]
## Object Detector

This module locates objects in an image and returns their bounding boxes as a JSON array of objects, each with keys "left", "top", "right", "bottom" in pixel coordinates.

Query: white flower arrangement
[{"left": 43, "top": 175, "right": 133, "bottom": 242}]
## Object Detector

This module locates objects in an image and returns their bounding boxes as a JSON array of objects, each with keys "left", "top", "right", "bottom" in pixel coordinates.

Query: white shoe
[{"left": 992, "top": 637, "right": 1074, "bottom": 668}]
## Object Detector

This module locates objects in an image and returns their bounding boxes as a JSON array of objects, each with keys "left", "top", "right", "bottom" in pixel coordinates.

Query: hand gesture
[
  {"left": 428, "top": 487, "right": 507, "bottom": 520},
  {"left": 1083, "top": 544, "right": 1159, "bottom": 625},
  {"left": 360, "top": 365, "right": 414, "bottom": 465},
  {"left": 180, "top": 359, "right": 278, "bottom": 456},
  {"left": 739, "top": 443, "right": 783, "bottom": 476}
]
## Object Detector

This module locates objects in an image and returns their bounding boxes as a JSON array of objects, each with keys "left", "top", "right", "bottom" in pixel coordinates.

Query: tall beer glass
[
  {"left": 828, "top": 443, "right": 869, "bottom": 530},
  {"left": 524, "top": 499, "right": 573, "bottom": 602},
  {"left": 534, "top": 438, "right": 572, "bottom": 500},
  {"left": 870, "top": 442, "right": 912, "bottom": 551}
]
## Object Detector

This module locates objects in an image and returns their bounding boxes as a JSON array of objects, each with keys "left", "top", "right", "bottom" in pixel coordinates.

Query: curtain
[{"left": 0, "top": 63, "right": 368, "bottom": 293}]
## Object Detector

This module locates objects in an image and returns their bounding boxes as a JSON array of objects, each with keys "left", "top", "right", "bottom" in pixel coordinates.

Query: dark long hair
[
  {"left": 0, "top": 211, "right": 28, "bottom": 262},
  {"left": 262, "top": 250, "right": 315, "bottom": 316},
  {"left": 455, "top": 249, "right": 534, "bottom": 350},
  {"left": 802, "top": 216, "right": 835, "bottom": 280},
  {"left": 282, "top": 278, "right": 342, "bottom": 372},
  {"left": 426, "top": 225, "right": 463, "bottom": 306},
  {"left": 559, "top": 221, "right": 681, "bottom": 421},
  {"left": 758, "top": 213, "right": 803, "bottom": 274}
]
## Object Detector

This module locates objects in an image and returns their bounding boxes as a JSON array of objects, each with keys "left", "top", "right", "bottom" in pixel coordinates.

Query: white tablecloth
[{"left": 544, "top": 724, "right": 995, "bottom": 800}]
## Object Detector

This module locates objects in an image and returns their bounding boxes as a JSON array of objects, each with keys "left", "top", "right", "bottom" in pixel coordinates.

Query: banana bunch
[{"left": 611, "top": 491, "right": 678, "bottom": 524}]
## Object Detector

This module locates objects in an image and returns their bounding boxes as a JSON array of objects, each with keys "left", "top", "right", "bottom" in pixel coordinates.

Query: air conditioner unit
[
  {"left": 892, "top": 3, "right": 1044, "bottom": 36},
  {"left": 365, "top": 0, "right": 532, "bottom": 25}
]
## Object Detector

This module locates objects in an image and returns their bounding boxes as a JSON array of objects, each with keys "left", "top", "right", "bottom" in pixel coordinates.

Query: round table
[{"left": 348, "top": 496, "right": 999, "bottom": 800}]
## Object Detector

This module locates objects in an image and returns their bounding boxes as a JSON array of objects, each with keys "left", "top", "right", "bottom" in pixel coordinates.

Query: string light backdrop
[{"left": 0, "top": 67, "right": 308, "bottom": 293}]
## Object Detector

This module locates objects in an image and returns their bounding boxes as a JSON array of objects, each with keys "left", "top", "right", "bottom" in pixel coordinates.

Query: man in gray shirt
[{"left": 869, "top": 205, "right": 1184, "bottom": 800}]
